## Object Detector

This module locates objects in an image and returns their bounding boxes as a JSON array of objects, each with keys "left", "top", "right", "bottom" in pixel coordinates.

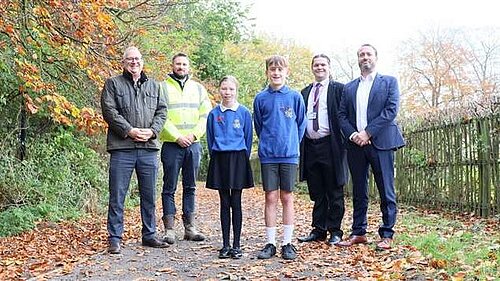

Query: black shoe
[
  {"left": 281, "top": 243, "right": 297, "bottom": 260},
  {"left": 297, "top": 230, "right": 327, "bottom": 243},
  {"left": 231, "top": 247, "right": 243, "bottom": 259},
  {"left": 257, "top": 243, "right": 276, "bottom": 259},
  {"left": 327, "top": 234, "right": 342, "bottom": 246},
  {"left": 108, "top": 240, "right": 121, "bottom": 254},
  {"left": 218, "top": 246, "right": 231, "bottom": 259},
  {"left": 142, "top": 237, "right": 169, "bottom": 248}
]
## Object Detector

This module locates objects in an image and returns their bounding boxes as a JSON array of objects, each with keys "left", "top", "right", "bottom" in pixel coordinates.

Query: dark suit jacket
[
  {"left": 338, "top": 73, "right": 405, "bottom": 150},
  {"left": 299, "top": 80, "right": 349, "bottom": 187}
]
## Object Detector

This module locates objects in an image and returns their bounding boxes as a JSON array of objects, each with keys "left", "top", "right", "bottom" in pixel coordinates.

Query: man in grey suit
[
  {"left": 337, "top": 44, "right": 405, "bottom": 250},
  {"left": 298, "top": 54, "right": 348, "bottom": 246}
]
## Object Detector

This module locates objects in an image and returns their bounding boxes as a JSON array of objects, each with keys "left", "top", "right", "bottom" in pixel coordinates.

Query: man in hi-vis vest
[{"left": 159, "top": 53, "right": 212, "bottom": 244}]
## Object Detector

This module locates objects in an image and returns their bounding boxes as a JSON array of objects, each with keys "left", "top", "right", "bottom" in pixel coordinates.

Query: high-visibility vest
[{"left": 159, "top": 76, "right": 212, "bottom": 142}]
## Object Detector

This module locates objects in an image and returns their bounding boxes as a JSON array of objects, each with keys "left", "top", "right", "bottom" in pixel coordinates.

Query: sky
[{"left": 238, "top": 0, "right": 500, "bottom": 75}]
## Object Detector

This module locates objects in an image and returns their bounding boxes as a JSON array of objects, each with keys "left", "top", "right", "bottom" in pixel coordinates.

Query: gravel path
[{"left": 41, "top": 186, "right": 396, "bottom": 280}]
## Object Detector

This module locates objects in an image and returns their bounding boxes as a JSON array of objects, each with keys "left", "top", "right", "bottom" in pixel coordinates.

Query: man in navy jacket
[{"left": 337, "top": 44, "right": 405, "bottom": 250}]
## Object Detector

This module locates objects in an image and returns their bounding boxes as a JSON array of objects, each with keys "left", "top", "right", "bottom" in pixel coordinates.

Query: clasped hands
[
  {"left": 352, "top": 130, "right": 371, "bottom": 147},
  {"left": 176, "top": 134, "right": 196, "bottom": 148},
  {"left": 128, "top": 128, "right": 154, "bottom": 142}
]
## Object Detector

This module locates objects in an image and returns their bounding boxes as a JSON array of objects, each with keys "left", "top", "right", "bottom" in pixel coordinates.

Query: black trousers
[{"left": 304, "top": 137, "right": 345, "bottom": 237}]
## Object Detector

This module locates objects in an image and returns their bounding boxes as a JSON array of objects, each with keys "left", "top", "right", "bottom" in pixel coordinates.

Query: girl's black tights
[{"left": 218, "top": 189, "right": 242, "bottom": 248}]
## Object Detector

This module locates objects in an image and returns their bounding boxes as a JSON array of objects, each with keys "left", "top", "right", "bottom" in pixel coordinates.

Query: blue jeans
[
  {"left": 107, "top": 149, "right": 159, "bottom": 242},
  {"left": 161, "top": 142, "right": 201, "bottom": 218}
]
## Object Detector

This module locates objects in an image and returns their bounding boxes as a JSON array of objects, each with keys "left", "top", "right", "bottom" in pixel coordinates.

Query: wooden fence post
[{"left": 478, "top": 118, "right": 491, "bottom": 217}]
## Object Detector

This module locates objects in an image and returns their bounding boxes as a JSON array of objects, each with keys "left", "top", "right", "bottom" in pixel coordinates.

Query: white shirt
[
  {"left": 220, "top": 102, "right": 239, "bottom": 112},
  {"left": 356, "top": 72, "right": 376, "bottom": 132},
  {"left": 306, "top": 79, "right": 330, "bottom": 139}
]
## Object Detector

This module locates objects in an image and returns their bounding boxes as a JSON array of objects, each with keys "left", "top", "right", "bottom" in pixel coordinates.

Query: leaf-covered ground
[{"left": 0, "top": 185, "right": 497, "bottom": 280}]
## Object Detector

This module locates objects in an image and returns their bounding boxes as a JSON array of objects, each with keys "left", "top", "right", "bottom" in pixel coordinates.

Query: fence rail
[
  {"left": 395, "top": 112, "right": 499, "bottom": 217},
  {"left": 248, "top": 113, "right": 499, "bottom": 217}
]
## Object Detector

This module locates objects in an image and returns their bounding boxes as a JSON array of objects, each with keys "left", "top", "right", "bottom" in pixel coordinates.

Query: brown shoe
[
  {"left": 376, "top": 238, "right": 393, "bottom": 250},
  {"left": 336, "top": 235, "right": 368, "bottom": 247}
]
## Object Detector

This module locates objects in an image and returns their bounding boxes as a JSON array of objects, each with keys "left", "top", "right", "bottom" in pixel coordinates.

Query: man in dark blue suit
[
  {"left": 337, "top": 44, "right": 405, "bottom": 250},
  {"left": 298, "top": 54, "right": 349, "bottom": 246}
]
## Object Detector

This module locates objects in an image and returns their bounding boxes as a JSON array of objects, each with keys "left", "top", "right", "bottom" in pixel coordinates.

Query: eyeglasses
[{"left": 125, "top": 57, "right": 142, "bottom": 62}]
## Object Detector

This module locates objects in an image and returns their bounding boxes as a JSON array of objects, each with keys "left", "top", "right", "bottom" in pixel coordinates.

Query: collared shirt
[
  {"left": 356, "top": 72, "right": 376, "bottom": 131},
  {"left": 306, "top": 79, "right": 330, "bottom": 139},
  {"left": 169, "top": 73, "right": 189, "bottom": 89},
  {"left": 220, "top": 102, "right": 240, "bottom": 112}
]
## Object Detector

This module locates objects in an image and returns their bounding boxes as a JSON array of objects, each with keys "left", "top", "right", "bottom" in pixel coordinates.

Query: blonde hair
[
  {"left": 219, "top": 75, "right": 239, "bottom": 89},
  {"left": 265, "top": 55, "right": 289, "bottom": 71}
]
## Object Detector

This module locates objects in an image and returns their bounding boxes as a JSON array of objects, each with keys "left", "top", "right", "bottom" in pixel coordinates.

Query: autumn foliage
[
  {"left": 1, "top": 2, "right": 498, "bottom": 280},
  {"left": 0, "top": 0, "right": 128, "bottom": 134}
]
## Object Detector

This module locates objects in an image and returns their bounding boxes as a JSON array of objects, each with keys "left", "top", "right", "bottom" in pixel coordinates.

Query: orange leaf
[
  {"left": 429, "top": 259, "right": 447, "bottom": 269},
  {"left": 5, "top": 25, "right": 14, "bottom": 34},
  {"left": 26, "top": 102, "right": 39, "bottom": 114}
]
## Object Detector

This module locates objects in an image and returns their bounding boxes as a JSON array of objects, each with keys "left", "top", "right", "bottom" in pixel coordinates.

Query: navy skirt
[{"left": 205, "top": 150, "right": 254, "bottom": 190}]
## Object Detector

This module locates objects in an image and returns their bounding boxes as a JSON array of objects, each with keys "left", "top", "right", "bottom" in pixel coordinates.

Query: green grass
[
  {"left": 0, "top": 203, "right": 82, "bottom": 236},
  {"left": 296, "top": 184, "right": 498, "bottom": 278},
  {"left": 397, "top": 211, "right": 499, "bottom": 280}
]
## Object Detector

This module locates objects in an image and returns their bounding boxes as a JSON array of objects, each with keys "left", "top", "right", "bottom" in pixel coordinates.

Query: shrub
[{"left": 0, "top": 130, "right": 108, "bottom": 237}]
